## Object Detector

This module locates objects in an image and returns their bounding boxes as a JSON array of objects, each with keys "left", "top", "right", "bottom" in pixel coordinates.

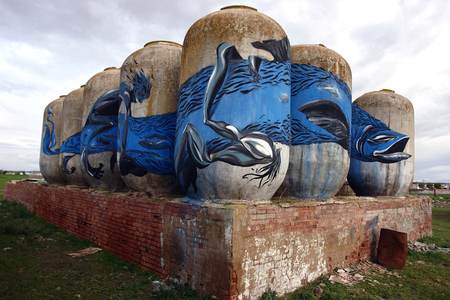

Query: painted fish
[
  {"left": 118, "top": 65, "right": 176, "bottom": 177},
  {"left": 291, "top": 63, "right": 352, "bottom": 149},
  {"left": 175, "top": 37, "right": 291, "bottom": 192},
  {"left": 42, "top": 107, "right": 60, "bottom": 156},
  {"left": 60, "top": 131, "right": 81, "bottom": 174},
  {"left": 80, "top": 89, "right": 121, "bottom": 179},
  {"left": 351, "top": 103, "right": 411, "bottom": 163}
]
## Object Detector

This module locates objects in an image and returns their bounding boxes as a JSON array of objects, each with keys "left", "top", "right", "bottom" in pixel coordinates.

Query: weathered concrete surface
[
  {"left": 178, "top": 5, "right": 290, "bottom": 201},
  {"left": 5, "top": 181, "right": 431, "bottom": 300},
  {"left": 162, "top": 202, "right": 234, "bottom": 299},
  {"left": 284, "top": 44, "right": 352, "bottom": 200},
  {"left": 193, "top": 151, "right": 290, "bottom": 201},
  {"left": 290, "top": 44, "right": 352, "bottom": 89},
  {"left": 279, "top": 143, "right": 349, "bottom": 200},
  {"left": 230, "top": 197, "right": 430, "bottom": 299},
  {"left": 336, "top": 180, "right": 356, "bottom": 196},
  {"left": 118, "top": 41, "right": 181, "bottom": 195},
  {"left": 179, "top": 5, "right": 286, "bottom": 85},
  {"left": 81, "top": 67, "right": 125, "bottom": 191},
  {"left": 39, "top": 96, "right": 65, "bottom": 184},
  {"left": 349, "top": 90, "right": 415, "bottom": 196},
  {"left": 60, "top": 86, "right": 86, "bottom": 186}
]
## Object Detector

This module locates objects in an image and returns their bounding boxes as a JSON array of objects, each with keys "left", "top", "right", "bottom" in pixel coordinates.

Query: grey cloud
[
  {"left": 114, "top": 0, "right": 215, "bottom": 29},
  {"left": 413, "top": 91, "right": 450, "bottom": 138},
  {"left": 0, "top": 0, "right": 211, "bottom": 46},
  {"left": 416, "top": 163, "right": 450, "bottom": 183},
  {"left": 0, "top": 145, "right": 39, "bottom": 171},
  {"left": 0, "top": 2, "right": 97, "bottom": 43},
  {"left": 0, "top": 0, "right": 449, "bottom": 182},
  {"left": 351, "top": 22, "right": 402, "bottom": 65}
]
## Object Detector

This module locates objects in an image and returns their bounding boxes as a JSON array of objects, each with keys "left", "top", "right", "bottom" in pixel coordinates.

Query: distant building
[{"left": 410, "top": 182, "right": 420, "bottom": 190}]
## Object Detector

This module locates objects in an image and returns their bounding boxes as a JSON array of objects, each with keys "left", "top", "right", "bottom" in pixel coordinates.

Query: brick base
[{"left": 4, "top": 181, "right": 432, "bottom": 299}]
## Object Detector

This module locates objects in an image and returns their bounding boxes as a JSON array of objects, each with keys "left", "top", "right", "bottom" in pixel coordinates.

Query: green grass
[
  {"left": 420, "top": 207, "right": 450, "bottom": 248},
  {"left": 431, "top": 194, "right": 450, "bottom": 201},
  {"left": 0, "top": 174, "right": 207, "bottom": 300},
  {"left": 0, "top": 174, "right": 27, "bottom": 198},
  {"left": 414, "top": 193, "right": 450, "bottom": 202},
  {"left": 278, "top": 250, "right": 450, "bottom": 300},
  {"left": 1, "top": 175, "right": 450, "bottom": 299},
  {"left": 273, "top": 205, "right": 450, "bottom": 300}
]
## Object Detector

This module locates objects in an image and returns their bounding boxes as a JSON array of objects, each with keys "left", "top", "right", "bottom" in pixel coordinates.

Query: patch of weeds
[
  {"left": 153, "top": 284, "right": 210, "bottom": 300},
  {"left": 431, "top": 194, "right": 450, "bottom": 201},
  {"left": 260, "top": 288, "right": 278, "bottom": 300},
  {"left": 419, "top": 207, "right": 450, "bottom": 247},
  {"left": 288, "top": 290, "right": 315, "bottom": 300},
  {"left": 0, "top": 175, "right": 207, "bottom": 300},
  {"left": 283, "top": 250, "right": 450, "bottom": 300}
]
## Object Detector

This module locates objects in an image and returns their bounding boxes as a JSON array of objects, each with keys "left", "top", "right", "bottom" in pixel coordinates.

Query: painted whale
[
  {"left": 291, "top": 63, "right": 351, "bottom": 149},
  {"left": 118, "top": 68, "right": 176, "bottom": 177},
  {"left": 350, "top": 103, "right": 411, "bottom": 163},
  {"left": 60, "top": 131, "right": 81, "bottom": 174},
  {"left": 42, "top": 107, "right": 60, "bottom": 156},
  {"left": 175, "top": 37, "right": 291, "bottom": 193},
  {"left": 80, "top": 89, "right": 121, "bottom": 179}
]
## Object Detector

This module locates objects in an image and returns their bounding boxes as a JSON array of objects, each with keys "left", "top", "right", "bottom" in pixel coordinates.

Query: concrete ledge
[{"left": 4, "top": 181, "right": 432, "bottom": 299}]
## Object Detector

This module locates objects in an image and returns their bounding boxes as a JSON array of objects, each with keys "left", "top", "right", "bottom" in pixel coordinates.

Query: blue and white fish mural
[
  {"left": 80, "top": 89, "right": 121, "bottom": 180},
  {"left": 40, "top": 98, "right": 65, "bottom": 184},
  {"left": 350, "top": 103, "right": 411, "bottom": 163},
  {"left": 347, "top": 91, "right": 414, "bottom": 197},
  {"left": 291, "top": 63, "right": 351, "bottom": 148},
  {"left": 118, "top": 69, "right": 176, "bottom": 177},
  {"left": 60, "top": 131, "right": 81, "bottom": 174},
  {"left": 42, "top": 108, "right": 61, "bottom": 156},
  {"left": 283, "top": 56, "right": 352, "bottom": 200},
  {"left": 174, "top": 37, "right": 291, "bottom": 199},
  {"left": 58, "top": 87, "right": 86, "bottom": 186}
]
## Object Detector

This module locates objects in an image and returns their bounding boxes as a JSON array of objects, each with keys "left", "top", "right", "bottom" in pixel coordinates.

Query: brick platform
[{"left": 4, "top": 181, "right": 432, "bottom": 299}]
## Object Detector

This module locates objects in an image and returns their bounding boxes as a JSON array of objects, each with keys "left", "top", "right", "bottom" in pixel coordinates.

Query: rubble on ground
[
  {"left": 67, "top": 247, "right": 102, "bottom": 257},
  {"left": 328, "top": 260, "right": 401, "bottom": 286},
  {"left": 151, "top": 280, "right": 173, "bottom": 292},
  {"left": 408, "top": 241, "right": 450, "bottom": 254},
  {"left": 432, "top": 199, "right": 450, "bottom": 208},
  {"left": 328, "top": 241, "right": 450, "bottom": 286}
]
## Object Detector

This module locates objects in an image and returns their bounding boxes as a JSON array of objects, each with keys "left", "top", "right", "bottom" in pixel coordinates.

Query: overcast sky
[{"left": 0, "top": 0, "right": 449, "bottom": 182}]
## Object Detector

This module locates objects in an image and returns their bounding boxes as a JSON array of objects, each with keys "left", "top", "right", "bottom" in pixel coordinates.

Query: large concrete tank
[
  {"left": 281, "top": 44, "right": 352, "bottom": 200},
  {"left": 348, "top": 89, "right": 414, "bottom": 196},
  {"left": 118, "top": 41, "right": 182, "bottom": 195},
  {"left": 80, "top": 67, "right": 125, "bottom": 190},
  {"left": 39, "top": 96, "right": 65, "bottom": 184},
  {"left": 60, "top": 85, "right": 86, "bottom": 186},
  {"left": 175, "top": 5, "right": 291, "bottom": 201}
]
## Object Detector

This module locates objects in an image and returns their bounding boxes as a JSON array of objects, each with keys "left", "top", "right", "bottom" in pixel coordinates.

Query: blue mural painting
[
  {"left": 174, "top": 37, "right": 291, "bottom": 192},
  {"left": 80, "top": 89, "right": 121, "bottom": 179},
  {"left": 291, "top": 63, "right": 352, "bottom": 149},
  {"left": 60, "top": 132, "right": 81, "bottom": 174},
  {"left": 118, "top": 65, "right": 177, "bottom": 177},
  {"left": 42, "top": 107, "right": 60, "bottom": 156},
  {"left": 350, "top": 103, "right": 411, "bottom": 163},
  {"left": 61, "top": 132, "right": 81, "bottom": 154}
]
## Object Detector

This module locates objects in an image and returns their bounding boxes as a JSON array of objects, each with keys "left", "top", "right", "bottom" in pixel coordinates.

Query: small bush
[
  {"left": 260, "top": 288, "right": 278, "bottom": 300},
  {"left": 290, "top": 290, "right": 315, "bottom": 300}
]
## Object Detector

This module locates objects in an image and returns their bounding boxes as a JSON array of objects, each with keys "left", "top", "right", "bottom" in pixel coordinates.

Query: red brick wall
[
  {"left": 4, "top": 182, "right": 165, "bottom": 275},
  {"left": 233, "top": 197, "right": 432, "bottom": 298},
  {"left": 162, "top": 202, "right": 233, "bottom": 299},
  {"left": 5, "top": 182, "right": 432, "bottom": 300}
]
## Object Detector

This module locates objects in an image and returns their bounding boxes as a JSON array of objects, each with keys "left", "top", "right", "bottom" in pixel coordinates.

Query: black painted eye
[{"left": 368, "top": 134, "right": 395, "bottom": 144}]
